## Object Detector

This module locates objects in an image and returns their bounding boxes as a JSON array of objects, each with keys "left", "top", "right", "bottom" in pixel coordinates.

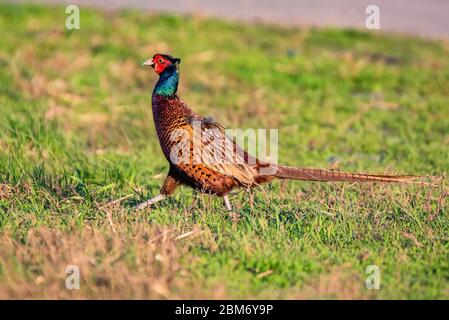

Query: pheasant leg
[
  {"left": 134, "top": 169, "right": 180, "bottom": 211},
  {"left": 223, "top": 195, "right": 232, "bottom": 211},
  {"left": 134, "top": 194, "right": 166, "bottom": 210}
]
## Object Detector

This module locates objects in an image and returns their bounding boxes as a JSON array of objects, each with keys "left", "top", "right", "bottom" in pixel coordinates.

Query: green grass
[{"left": 0, "top": 3, "right": 448, "bottom": 299}]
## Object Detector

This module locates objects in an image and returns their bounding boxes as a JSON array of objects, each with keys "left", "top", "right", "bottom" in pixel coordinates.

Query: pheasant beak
[{"left": 142, "top": 59, "right": 155, "bottom": 68}]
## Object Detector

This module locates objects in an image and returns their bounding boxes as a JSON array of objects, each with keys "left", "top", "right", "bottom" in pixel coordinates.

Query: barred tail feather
[{"left": 275, "top": 166, "right": 426, "bottom": 184}]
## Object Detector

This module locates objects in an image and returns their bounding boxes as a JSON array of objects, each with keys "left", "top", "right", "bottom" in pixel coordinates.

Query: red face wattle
[{"left": 152, "top": 54, "right": 173, "bottom": 74}]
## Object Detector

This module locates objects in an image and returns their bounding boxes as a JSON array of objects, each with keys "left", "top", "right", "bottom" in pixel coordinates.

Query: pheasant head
[
  {"left": 143, "top": 54, "right": 181, "bottom": 96},
  {"left": 143, "top": 54, "right": 181, "bottom": 75}
]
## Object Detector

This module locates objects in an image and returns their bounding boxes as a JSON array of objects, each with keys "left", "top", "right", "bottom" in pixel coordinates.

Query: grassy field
[{"left": 0, "top": 3, "right": 448, "bottom": 299}]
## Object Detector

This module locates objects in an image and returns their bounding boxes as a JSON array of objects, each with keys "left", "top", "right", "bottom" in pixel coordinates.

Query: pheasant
[{"left": 135, "top": 53, "right": 425, "bottom": 211}]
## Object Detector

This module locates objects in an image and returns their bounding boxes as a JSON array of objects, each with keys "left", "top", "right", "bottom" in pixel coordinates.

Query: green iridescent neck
[{"left": 154, "top": 68, "right": 179, "bottom": 96}]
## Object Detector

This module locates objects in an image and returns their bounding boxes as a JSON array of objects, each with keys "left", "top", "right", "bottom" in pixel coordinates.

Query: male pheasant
[{"left": 135, "top": 53, "right": 424, "bottom": 210}]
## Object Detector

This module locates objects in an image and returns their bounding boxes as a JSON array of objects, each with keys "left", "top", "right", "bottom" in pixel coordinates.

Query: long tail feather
[{"left": 274, "top": 166, "right": 430, "bottom": 184}]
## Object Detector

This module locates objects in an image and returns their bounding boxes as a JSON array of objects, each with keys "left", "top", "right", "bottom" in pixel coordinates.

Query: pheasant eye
[{"left": 159, "top": 59, "right": 164, "bottom": 63}]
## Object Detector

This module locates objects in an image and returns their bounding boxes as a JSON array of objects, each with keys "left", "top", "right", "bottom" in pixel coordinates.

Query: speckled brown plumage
[{"left": 152, "top": 93, "right": 245, "bottom": 196}]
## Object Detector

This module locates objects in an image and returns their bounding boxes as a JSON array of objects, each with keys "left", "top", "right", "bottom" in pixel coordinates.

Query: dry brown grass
[
  {"left": 295, "top": 266, "right": 372, "bottom": 299},
  {"left": 0, "top": 222, "right": 223, "bottom": 299},
  {"left": 248, "top": 265, "right": 373, "bottom": 300},
  {"left": 0, "top": 183, "right": 14, "bottom": 200}
]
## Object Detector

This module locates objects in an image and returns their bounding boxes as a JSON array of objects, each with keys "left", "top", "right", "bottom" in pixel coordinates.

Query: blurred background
[{"left": 13, "top": 0, "right": 449, "bottom": 39}]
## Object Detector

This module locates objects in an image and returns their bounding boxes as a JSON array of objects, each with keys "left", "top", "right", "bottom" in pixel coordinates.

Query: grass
[{"left": 0, "top": 3, "right": 448, "bottom": 299}]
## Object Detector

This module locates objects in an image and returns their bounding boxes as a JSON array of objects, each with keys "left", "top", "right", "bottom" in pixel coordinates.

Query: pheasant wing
[{"left": 183, "top": 115, "right": 257, "bottom": 186}]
